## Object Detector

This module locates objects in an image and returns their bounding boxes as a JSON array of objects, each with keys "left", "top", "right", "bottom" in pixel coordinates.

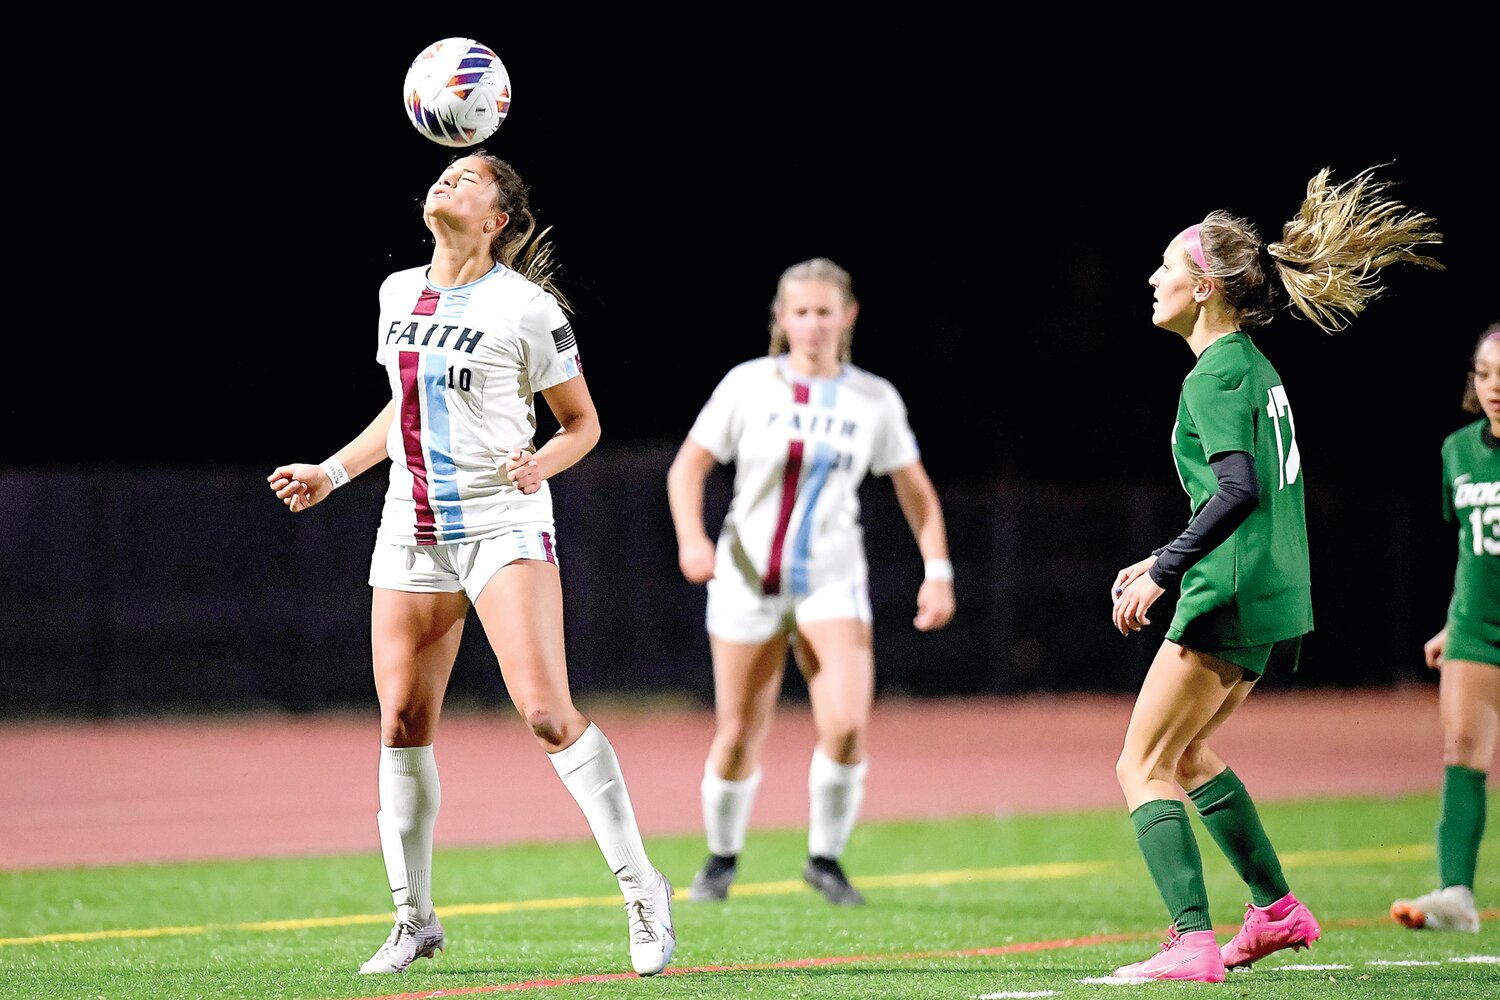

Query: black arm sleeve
[{"left": 1148, "top": 451, "right": 1260, "bottom": 587}]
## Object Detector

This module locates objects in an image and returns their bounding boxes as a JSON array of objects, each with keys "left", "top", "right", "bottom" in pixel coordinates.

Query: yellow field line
[
  {"left": 1282, "top": 843, "right": 1434, "bottom": 866},
  {"left": 0, "top": 845, "right": 1431, "bottom": 947},
  {"left": 1, "top": 925, "right": 211, "bottom": 945},
  {"left": 728, "top": 860, "right": 1112, "bottom": 897}
]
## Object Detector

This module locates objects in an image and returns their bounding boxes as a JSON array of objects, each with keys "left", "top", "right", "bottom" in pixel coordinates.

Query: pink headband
[{"left": 1180, "top": 225, "right": 1208, "bottom": 272}]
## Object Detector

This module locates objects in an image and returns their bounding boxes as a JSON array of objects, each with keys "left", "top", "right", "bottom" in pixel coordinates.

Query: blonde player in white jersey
[
  {"left": 267, "top": 151, "right": 674, "bottom": 978},
  {"left": 667, "top": 257, "right": 956, "bottom": 905}
]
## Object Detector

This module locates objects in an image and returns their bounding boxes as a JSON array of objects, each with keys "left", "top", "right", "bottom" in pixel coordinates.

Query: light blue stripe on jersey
[
  {"left": 819, "top": 379, "right": 839, "bottom": 409},
  {"left": 438, "top": 289, "right": 471, "bottom": 320},
  {"left": 422, "top": 353, "right": 466, "bottom": 540},
  {"left": 790, "top": 442, "right": 838, "bottom": 596}
]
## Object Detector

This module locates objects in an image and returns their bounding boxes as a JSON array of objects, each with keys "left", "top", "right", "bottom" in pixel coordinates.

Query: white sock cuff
[
  {"left": 810, "top": 747, "right": 868, "bottom": 784},
  {"left": 547, "top": 722, "right": 607, "bottom": 777},
  {"left": 703, "top": 764, "right": 763, "bottom": 792},
  {"left": 381, "top": 744, "right": 436, "bottom": 776}
]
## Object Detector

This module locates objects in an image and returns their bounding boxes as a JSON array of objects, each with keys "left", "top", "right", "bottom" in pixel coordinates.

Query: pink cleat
[
  {"left": 1114, "top": 926, "right": 1226, "bottom": 982},
  {"left": 1221, "top": 891, "right": 1322, "bottom": 968}
]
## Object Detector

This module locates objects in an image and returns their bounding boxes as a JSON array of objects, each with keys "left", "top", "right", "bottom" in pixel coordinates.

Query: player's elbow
[
  {"left": 565, "top": 412, "right": 601, "bottom": 453},
  {"left": 1236, "top": 474, "right": 1260, "bottom": 508}
]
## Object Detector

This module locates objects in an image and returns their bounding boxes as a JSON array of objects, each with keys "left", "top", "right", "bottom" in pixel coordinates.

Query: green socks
[
  {"left": 1131, "top": 799, "right": 1212, "bottom": 933},
  {"left": 1437, "top": 764, "right": 1487, "bottom": 890},
  {"left": 1189, "top": 767, "right": 1290, "bottom": 907}
]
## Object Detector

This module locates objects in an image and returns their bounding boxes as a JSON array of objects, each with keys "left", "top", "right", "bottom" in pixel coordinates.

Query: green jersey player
[
  {"left": 1165, "top": 331, "right": 1313, "bottom": 664},
  {"left": 1107, "top": 167, "right": 1442, "bottom": 982},
  {"left": 1392, "top": 322, "right": 1500, "bottom": 934}
]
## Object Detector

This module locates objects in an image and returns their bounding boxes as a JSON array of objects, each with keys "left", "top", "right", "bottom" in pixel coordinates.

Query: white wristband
[
  {"left": 924, "top": 558, "right": 953, "bottom": 582},
  {"left": 320, "top": 457, "right": 350, "bottom": 490}
]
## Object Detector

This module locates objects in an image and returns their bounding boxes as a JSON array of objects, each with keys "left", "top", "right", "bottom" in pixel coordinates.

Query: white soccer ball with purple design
[{"left": 402, "top": 38, "right": 510, "bottom": 148}]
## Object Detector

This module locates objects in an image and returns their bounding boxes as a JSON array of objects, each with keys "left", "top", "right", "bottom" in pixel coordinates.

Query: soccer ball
[{"left": 402, "top": 38, "right": 510, "bottom": 148}]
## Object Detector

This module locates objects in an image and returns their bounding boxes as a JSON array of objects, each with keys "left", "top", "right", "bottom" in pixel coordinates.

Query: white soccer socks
[
  {"left": 702, "top": 765, "right": 763, "bottom": 857},
  {"left": 376, "top": 744, "right": 441, "bottom": 923},
  {"left": 808, "top": 747, "right": 868, "bottom": 859},
  {"left": 548, "top": 723, "right": 655, "bottom": 899}
]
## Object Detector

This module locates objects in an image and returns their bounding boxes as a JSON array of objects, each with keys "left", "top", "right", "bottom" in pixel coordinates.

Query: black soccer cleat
[
  {"left": 687, "top": 854, "right": 738, "bottom": 901},
  {"left": 803, "top": 855, "right": 866, "bottom": 905}
]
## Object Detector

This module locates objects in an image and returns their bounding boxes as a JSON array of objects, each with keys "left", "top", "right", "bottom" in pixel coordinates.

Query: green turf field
[{"left": 3, "top": 793, "right": 1496, "bottom": 999}]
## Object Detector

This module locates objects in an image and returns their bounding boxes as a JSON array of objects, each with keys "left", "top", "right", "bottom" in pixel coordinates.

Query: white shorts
[
  {"left": 705, "top": 568, "right": 872, "bottom": 644},
  {"left": 368, "top": 524, "right": 558, "bottom": 604}
]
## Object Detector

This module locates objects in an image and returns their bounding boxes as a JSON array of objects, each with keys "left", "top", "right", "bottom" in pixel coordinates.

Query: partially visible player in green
[
  {"left": 1392, "top": 322, "right": 1500, "bottom": 933},
  {"left": 1108, "top": 167, "right": 1443, "bottom": 982}
]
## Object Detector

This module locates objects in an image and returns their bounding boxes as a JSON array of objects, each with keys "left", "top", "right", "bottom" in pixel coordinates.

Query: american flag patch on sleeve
[{"left": 551, "top": 322, "right": 577, "bottom": 353}]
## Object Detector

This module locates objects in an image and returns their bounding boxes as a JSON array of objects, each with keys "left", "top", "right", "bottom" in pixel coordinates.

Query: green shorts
[
  {"left": 1443, "top": 627, "right": 1500, "bottom": 668},
  {"left": 1179, "top": 634, "right": 1303, "bottom": 680}
]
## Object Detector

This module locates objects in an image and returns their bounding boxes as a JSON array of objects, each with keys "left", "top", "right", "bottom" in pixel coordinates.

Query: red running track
[{"left": 1, "top": 688, "right": 1443, "bottom": 870}]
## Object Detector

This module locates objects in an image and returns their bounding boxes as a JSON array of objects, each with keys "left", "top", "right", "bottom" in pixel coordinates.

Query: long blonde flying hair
[{"left": 1192, "top": 166, "right": 1443, "bottom": 334}]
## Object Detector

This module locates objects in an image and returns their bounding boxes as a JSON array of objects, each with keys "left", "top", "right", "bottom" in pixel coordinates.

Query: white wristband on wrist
[
  {"left": 320, "top": 457, "right": 350, "bottom": 490},
  {"left": 924, "top": 558, "right": 954, "bottom": 582}
]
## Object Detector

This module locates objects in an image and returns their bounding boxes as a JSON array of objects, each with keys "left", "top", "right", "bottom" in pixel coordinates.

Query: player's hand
[
  {"left": 1423, "top": 627, "right": 1446, "bottom": 670},
  {"left": 677, "top": 536, "right": 716, "bottom": 584},
  {"left": 1111, "top": 555, "right": 1158, "bottom": 604},
  {"left": 267, "top": 463, "right": 332, "bottom": 513},
  {"left": 1112, "top": 571, "right": 1165, "bottom": 636},
  {"left": 914, "top": 578, "right": 955, "bottom": 631},
  {"left": 505, "top": 448, "right": 543, "bottom": 494}
]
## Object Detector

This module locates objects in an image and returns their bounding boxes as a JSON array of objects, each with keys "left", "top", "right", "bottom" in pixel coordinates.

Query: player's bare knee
[
  {"left": 524, "top": 708, "right": 567, "bottom": 748},
  {"left": 712, "top": 714, "right": 752, "bottom": 745},
  {"left": 714, "top": 738, "right": 753, "bottom": 774},
  {"left": 1115, "top": 751, "right": 1155, "bottom": 792},
  {"left": 822, "top": 724, "right": 864, "bottom": 763},
  {"left": 1174, "top": 743, "right": 1215, "bottom": 788},
  {"left": 1442, "top": 729, "right": 1488, "bottom": 768},
  {"left": 381, "top": 707, "right": 433, "bottom": 747},
  {"left": 714, "top": 731, "right": 750, "bottom": 761}
]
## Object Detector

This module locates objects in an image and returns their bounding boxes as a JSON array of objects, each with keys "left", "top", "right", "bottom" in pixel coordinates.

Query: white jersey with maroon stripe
[
  {"left": 373, "top": 263, "right": 581, "bottom": 546},
  {"left": 689, "top": 355, "right": 920, "bottom": 596}
]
